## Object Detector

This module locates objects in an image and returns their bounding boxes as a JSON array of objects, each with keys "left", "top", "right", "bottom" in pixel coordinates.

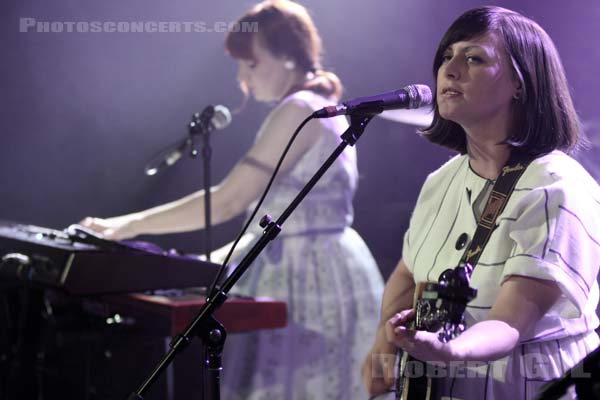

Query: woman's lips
[{"left": 440, "top": 87, "right": 463, "bottom": 98}]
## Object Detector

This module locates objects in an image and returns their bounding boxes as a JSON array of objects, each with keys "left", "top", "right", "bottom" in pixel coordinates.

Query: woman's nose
[
  {"left": 236, "top": 65, "right": 246, "bottom": 82},
  {"left": 443, "top": 57, "right": 461, "bottom": 80}
]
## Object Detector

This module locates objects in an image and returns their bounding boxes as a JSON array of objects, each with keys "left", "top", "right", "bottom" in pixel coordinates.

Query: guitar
[{"left": 394, "top": 264, "right": 477, "bottom": 400}]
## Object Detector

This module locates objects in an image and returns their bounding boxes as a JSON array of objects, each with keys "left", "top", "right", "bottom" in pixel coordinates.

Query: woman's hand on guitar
[
  {"left": 79, "top": 216, "right": 139, "bottom": 241},
  {"left": 361, "top": 326, "right": 397, "bottom": 397},
  {"left": 386, "top": 309, "right": 456, "bottom": 363}
]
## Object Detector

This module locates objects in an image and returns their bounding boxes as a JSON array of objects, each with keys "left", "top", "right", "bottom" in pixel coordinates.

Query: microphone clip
[{"left": 189, "top": 105, "right": 216, "bottom": 136}]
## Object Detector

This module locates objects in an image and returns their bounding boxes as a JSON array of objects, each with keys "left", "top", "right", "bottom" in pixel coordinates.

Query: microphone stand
[
  {"left": 188, "top": 108, "right": 216, "bottom": 262},
  {"left": 125, "top": 112, "right": 376, "bottom": 400},
  {"left": 534, "top": 345, "right": 600, "bottom": 399},
  {"left": 188, "top": 109, "right": 216, "bottom": 398}
]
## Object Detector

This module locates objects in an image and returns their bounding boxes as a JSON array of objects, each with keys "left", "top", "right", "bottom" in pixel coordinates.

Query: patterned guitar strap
[{"left": 460, "top": 151, "right": 534, "bottom": 269}]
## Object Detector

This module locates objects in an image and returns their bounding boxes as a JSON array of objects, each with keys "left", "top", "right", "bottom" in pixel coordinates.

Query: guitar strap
[{"left": 459, "top": 152, "right": 534, "bottom": 272}]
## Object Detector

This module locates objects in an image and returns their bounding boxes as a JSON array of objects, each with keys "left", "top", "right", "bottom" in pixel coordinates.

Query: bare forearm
[
  {"left": 379, "top": 259, "right": 416, "bottom": 327},
  {"left": 132, "top": 190, "right": 208, "bottom": 235},
  {"left": 362, "top": 259, "right": 417, "bottom": 395},
  {"left": 449, "top": 276, "right": 560, "bottom": 362},
  {"left": 133, "top": 183, "right": 250, "bottom": 236},
  {"left": 449, "top": 319, "right": 520, "bottom": 362}
]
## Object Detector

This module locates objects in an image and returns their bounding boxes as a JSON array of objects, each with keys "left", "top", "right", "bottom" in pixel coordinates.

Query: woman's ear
[{"left": 513, "top": 81, "right": 523, "bottom": 100}]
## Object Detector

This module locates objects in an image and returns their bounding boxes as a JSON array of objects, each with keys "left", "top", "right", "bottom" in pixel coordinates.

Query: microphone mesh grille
[
  {"left": 406, "top": 84, "right": 433, "bottom": 109},
  {"left": 212, "top": 105, "right": 232, "bottom": 130}
]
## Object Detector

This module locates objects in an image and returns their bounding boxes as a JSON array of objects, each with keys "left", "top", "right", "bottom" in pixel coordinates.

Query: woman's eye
[
  {"left": 466, "top": 55, "right": 483, "bottom": 64},
  {"left": 441, "top": 54, "right": 452, "bottom": 63}
]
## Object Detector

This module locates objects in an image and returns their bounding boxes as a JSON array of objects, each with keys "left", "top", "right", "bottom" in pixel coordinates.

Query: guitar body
[
  {"left": 394, "top": 272, "right": 476, "bottom": 399},
  {"left": 396, "top": 351, "right": 435, "bottom": 400},
  {"left": 394, "top": 282, "right": 445, "bottom": 400}
]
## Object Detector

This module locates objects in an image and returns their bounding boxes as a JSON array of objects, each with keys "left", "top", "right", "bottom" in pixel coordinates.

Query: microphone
[
  {"left": 312, "top": 84, "right": 432, "bottom": 118},
  {"left": 190, "top": 104, "right": 232, "bottom": 133},
  {"left": 144, "top": 105, "right": 232, "bottom": 176}
]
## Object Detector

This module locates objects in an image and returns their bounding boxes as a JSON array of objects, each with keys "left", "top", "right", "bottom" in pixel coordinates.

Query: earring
[
  {"left": 283, "top": 60, "right": 295, "bottom": 70},
  {"left": 513, "top": 82, "right": 523, "bottom": 100}
]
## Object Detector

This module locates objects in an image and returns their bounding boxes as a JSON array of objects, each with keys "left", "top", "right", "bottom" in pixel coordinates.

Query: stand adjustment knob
[
  {"left": 259, "top": 214, "right": 272, "bottom": 228},
  {"left": 209, "top": 328, "right": 222, "bottom": 343}
]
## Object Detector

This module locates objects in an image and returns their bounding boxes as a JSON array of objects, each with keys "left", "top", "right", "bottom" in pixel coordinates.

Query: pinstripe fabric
[{"left": 402, "top": 151, "right": 600, "bottom": 399}]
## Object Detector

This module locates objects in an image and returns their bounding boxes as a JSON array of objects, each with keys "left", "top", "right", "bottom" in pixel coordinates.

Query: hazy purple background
[{"left": 1, "top": 0, "right": 599, "bottom": 278}]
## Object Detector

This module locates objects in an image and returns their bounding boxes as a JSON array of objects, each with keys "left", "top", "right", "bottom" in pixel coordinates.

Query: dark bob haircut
[{"left": 422, "top": 6, "right": 581, "bottom": 156}]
